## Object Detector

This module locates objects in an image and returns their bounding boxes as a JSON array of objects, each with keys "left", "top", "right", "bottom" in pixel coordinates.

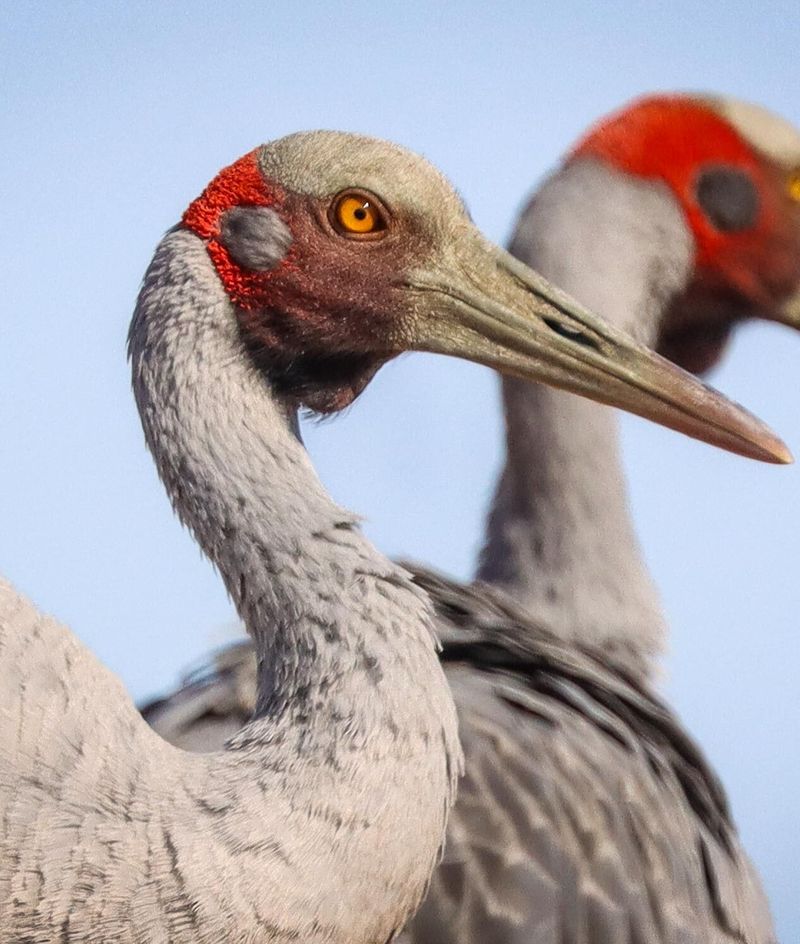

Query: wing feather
[{"left": 141, "top": 566, "right": 776, "bottom": 943}]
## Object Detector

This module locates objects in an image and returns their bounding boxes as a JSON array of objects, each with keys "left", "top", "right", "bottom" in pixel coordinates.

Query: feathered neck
[
  {"left": 127, "top": 225, "right": 461, "bottom": 941},
  {"left": 478, "top": 159, "right": 694, "bottom": 677}
]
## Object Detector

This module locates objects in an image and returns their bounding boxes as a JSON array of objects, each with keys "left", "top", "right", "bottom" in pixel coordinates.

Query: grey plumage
[
  {"left": 142, "top": 100, "right": 800, "bottom": 943},
  {"left": 407, "top": 570, "right": 774, "bottom": 944},
  {"left": 0, "top": 136, "right": 472, "bottom": 943},
  {"left": 143, "top": 562, "right": 775, "bottom": 943},
  {"left": 429, "top": 157, "right": 778, "bottom": 942},
  {"left": 479, "top": 160, "right": 693, "bottom": 677}
]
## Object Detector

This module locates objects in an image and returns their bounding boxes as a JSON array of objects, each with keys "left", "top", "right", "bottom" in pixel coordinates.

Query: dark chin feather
[
  {"left": 243, "top": 337, "right": 386, "bottom": 413},
  {"left": 657, "top": 288, "right": 746, "bottom": 375},
  {"left": 656, "top": 321, "right": 734, "bottom": 375}
]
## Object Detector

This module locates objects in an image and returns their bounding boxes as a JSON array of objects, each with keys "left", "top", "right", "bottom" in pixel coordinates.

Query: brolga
[
  {"left": 143, "top": 98, "right": 800, "bottom": 943},
  {"left": 0, "top": 131, "right": 775, "bottom": 943}
]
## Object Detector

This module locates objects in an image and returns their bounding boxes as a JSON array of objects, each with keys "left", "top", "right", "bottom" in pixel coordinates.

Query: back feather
[{"left": 142, "top": 566, "right": 776, "bottom": 944}]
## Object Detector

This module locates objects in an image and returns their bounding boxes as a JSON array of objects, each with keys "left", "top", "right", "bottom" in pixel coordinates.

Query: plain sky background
[{"left": 1, "top": 0, "right": 798, "bottom": 936}]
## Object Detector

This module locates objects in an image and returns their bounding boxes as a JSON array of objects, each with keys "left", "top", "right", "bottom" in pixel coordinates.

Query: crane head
[
  {"left": 180, "top": 130, "right": 790, "bottom": 463},
  {"left": 570, "top": 94, "right": 800, "bottom": 374}
]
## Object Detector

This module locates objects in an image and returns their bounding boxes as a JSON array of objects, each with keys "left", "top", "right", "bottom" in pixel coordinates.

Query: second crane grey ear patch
[
  {"left": 219, "top": 206, "right": 293, "bottom": 270},
  {"left": 695, "top": 165, "right": 759, "bottom": 232}
]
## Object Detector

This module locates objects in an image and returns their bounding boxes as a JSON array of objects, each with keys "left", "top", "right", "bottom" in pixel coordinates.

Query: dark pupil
[{"left": 353, "top": 205, "right": 368, "bottom": 221}]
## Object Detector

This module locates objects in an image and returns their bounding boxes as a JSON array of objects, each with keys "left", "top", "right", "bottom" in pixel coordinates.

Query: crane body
[{"left": 144, "top": 99, "right": 800, "bottom": 943}]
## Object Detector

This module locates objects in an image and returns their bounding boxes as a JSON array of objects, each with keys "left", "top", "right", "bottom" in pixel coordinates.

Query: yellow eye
[
  {"left": 788, "top": 170, "right": 800, "bottom": 202},
  {"left": 331, "top": 190, "right": 388, "bottom": 237}
]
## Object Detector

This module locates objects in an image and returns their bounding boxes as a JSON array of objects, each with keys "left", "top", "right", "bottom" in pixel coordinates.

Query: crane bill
[{"left": 406, "top": 237, "right": 792, "bottom": 465}]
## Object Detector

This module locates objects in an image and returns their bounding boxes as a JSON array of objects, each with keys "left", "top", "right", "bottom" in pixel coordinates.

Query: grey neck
[
  {"left": 128, "top": 227, "right": 461, "bottom": 941},
  {"left": 478, "top": 160, "right": 693, "bottom": 677}
]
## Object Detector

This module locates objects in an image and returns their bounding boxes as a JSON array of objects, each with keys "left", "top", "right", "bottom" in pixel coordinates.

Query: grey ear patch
[
  {"left": 219, "top": 206, "right": 293, "bottom": 270},
  {"left": 695, "top": 165, "right": 759, "bottom": 232}
]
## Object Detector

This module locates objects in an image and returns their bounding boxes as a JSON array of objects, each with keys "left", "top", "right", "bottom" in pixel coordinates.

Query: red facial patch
[
  {"left": 180, "top": 150, "right": 416, "bottom": 413},
  {"left": 570, "top": 96, "right": 798, "bottom": 306},
  {"left": 182, "top": 150, "right": 295, "bottom": 310}
]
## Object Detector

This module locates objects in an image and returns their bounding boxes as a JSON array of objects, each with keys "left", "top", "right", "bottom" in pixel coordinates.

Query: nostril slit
[{"left": 543, "top": 316, "right": 602, "bottom": 351}]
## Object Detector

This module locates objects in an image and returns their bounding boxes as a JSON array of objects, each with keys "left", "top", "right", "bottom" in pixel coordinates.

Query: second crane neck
[{"left": 478, "top": 159, "right": 694, "bottom": 677}]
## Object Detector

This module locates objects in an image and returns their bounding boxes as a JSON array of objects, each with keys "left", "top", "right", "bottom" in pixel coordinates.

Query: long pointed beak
[{"left": 407, "top": 235, "right": 791, "bottom": 464}]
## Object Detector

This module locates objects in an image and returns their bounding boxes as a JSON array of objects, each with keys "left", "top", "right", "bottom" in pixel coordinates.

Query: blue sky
[{"left": 1, "top": 0, "right": 798, "bottom": 935}]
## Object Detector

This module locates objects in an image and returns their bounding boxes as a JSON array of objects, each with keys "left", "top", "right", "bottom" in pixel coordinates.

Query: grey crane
[
  {"left": 0, "top": 130, "right": 769, "bottom": 943},
  {"left": 418, "top": 96, "right": 800, "bottom": 942},
  {"left": 143, "top": 98, "right": 800, "bottom": 943},
  {"left": 480, "top": 94, "right": 800, "bottom": 675}
]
